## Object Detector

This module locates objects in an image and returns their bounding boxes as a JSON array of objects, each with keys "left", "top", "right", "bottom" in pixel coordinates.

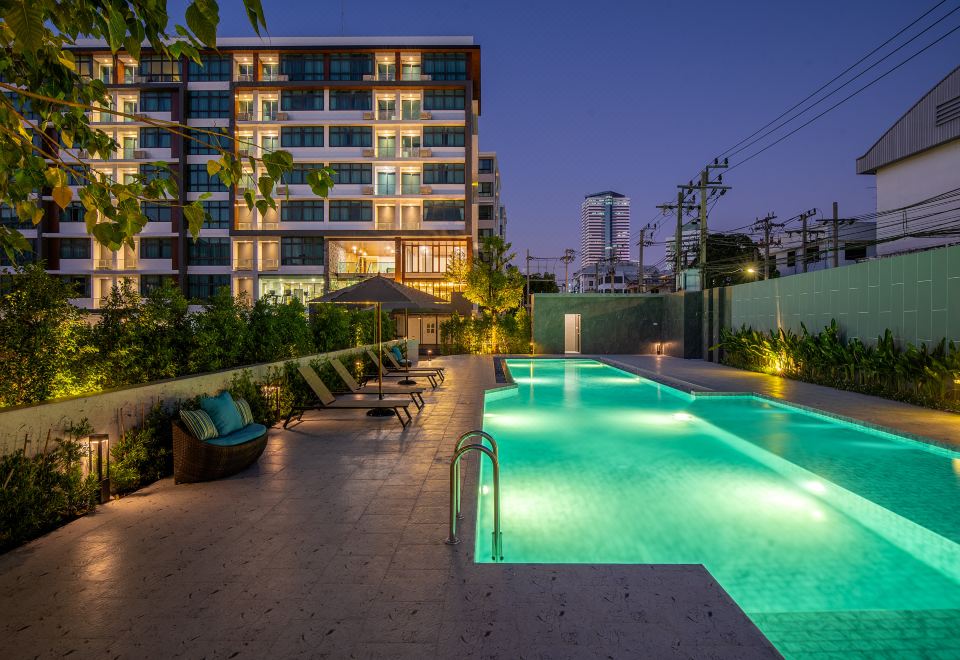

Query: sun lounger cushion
[
  {"left": 234, "top": 397, "right": 255, "bottom": 426},
  {"left": 179, "top": 409, "right": 219, "bottom": 441},
  {"left": 205, "top": 423, "right": 267, "bottom": 446},
  {"left": 201, "top": 391, "right": 245, "bottom": 436}
]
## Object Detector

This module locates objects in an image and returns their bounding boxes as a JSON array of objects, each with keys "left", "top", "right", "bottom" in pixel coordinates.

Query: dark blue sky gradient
[{"left": 178, "top": 0, "right": 960, "bottom": 270}]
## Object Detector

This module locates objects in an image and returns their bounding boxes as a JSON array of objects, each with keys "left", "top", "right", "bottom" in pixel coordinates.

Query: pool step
[{"left": 751, "top": 609, "right": 960, "bottom": 658}]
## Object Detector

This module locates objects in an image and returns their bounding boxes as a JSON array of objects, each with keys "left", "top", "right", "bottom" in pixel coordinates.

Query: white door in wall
[{"left": 564, "top": 314, "right": 581, "bottom": 354}]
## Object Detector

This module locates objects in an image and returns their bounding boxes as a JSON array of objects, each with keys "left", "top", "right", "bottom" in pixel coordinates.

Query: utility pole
[
  {"left": 832, "top": 201, "right": 840, "bottom": 268},
  {"left": 753, "top": 213, "right": 780, "bottom": 280},
  {"left": 798, "top": 208, "right": 818, "bottom": 273},
  {"left": 525, "top": 249, "right": 531, "bottom": 307},
  {"left": 689, "top": 159, "right": 730, "bottom": 289},
  {"left": 657, "top": 190, "right": 697, "bottom": 290},
  {"left": 637, "top": 223, "right": 652, "bottom": 293},
  {"left": 561, "top": 249, "right": 575, "bottom": 293}
]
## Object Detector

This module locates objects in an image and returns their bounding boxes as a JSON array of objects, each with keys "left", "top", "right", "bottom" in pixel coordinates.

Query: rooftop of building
[
  {"left": 856, "top": 64, "right": 960, "bottom": 174},
  {"left": 584, "top": 190, "right": 627, "bottom": 199},
  {"left": 72, "top": 36, "right": 477, "bottom": 48}
]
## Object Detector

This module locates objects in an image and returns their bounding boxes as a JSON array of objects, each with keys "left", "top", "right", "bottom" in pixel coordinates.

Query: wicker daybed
[{"left": 172, "top": 420, "right": 267, "bottom": 484}]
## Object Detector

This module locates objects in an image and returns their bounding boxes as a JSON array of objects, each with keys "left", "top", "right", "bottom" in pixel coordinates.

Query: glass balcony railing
[{"left": 334, "top": 261, "right": 395, "bottom": 275}]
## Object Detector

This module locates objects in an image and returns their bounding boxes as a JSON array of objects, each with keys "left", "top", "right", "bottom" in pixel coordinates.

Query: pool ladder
[{"left": 445, "top": 430, "right": 503, "bottom": 561}]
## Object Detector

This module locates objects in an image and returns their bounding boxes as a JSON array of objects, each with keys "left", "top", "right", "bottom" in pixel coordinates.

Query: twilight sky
[{"left": 175, "top": 0, "right": 960, "bottom": 272}]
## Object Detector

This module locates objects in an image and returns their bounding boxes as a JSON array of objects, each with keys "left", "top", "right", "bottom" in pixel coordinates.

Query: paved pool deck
[
  {"left": 0, "top": 355, "right": 778, "bottom": 660},
  {"left": 602, "top": 355, "right": 960, "bottom": 451}
]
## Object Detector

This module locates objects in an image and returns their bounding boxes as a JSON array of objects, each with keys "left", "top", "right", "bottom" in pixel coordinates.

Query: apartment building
[
  {"left": 18, "top": 37, "right": 482, "bottom": 308},
  {"left": 477, "top": 151, "right": 506, "bottom": 242},
  {"left": 580, "top": 191, "right": 630, "bottom": 268}
]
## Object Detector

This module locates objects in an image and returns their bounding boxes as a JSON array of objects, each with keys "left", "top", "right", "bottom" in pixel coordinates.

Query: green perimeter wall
[
  {"left": 531, "top": 292, "right": 702, "bottom": 357},
  {"left": 723, "top": 243, "right": 960, "bottom": 346}
]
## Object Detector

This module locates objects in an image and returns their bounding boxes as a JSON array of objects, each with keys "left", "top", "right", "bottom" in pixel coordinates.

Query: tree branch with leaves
[{"left": 0, "top": 0, "right": 334, "bottom": 263}]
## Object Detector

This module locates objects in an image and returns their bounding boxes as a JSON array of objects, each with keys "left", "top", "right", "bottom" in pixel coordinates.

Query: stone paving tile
[{"left": 0, "top": 355, "right": 778, "bottom": 659}]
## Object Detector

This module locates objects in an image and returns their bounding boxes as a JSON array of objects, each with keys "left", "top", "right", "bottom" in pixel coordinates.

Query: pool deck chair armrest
[
  {"left": 330, "top": 358, "right": 426, "bottom": 409},
  {"left": 286, "top": 365, "right": 413, "bottom": 429}
]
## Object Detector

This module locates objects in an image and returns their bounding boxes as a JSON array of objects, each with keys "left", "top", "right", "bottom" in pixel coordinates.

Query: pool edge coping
[{"left": 596, "top": 356, "right": 960, "bottom": 457}]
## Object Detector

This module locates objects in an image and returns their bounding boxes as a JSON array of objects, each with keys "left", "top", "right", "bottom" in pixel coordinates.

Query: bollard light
[{"left": 87, "top": 433, "right": 110, "bottom": 503}]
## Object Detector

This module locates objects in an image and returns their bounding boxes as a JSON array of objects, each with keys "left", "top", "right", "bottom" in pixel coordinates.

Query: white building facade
[{"left": 857, "top": 65, "right": 960, "bottom": 256}]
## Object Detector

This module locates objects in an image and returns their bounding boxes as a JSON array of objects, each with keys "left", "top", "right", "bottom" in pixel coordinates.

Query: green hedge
[
  {"left": 0, "top": 266, "right": 395, "bottom": 408},
  {"left": 0, "top": 421, "right": 98, "bottom": 552},
  {"left": 440, "top": 309, "right": 530, "bottom": 355},
  {"left": 717, "top": 320, "right": 960, "bottom": 411}
]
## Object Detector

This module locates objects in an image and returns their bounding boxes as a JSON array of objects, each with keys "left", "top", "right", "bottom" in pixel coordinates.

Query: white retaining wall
[{"left": 0, "top": 339, "right": 416, "bottom": 456}]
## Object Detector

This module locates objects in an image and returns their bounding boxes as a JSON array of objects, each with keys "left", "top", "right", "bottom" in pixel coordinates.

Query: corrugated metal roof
[{"left": 856, "top": 65, "right": 960, "bottom": 174}]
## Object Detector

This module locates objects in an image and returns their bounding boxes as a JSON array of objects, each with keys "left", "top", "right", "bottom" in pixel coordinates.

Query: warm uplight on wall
[{"left": 656, "top": 342, "right": 663, "bottom": 355}]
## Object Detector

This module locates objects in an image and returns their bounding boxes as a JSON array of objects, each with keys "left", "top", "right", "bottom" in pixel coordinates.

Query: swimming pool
[{"left": 477, "top": 359, "right": 960, "bottom": 658}]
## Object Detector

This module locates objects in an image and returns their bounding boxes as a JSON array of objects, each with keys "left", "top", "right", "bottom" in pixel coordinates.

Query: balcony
[
  {"left": 236, "top": 221, "right": 254, "bottom": 230},
  {"left": 236, "top": 111, "right": 254, "bottom": 121},
  {"left": 334, "top": 261, "right": 395, "bottom": 276},
  {"left": 419, "top": 112, "right": 433, "bottom": 120},
  {"left": 236, "top": 73, "right": 254, "bottom": 82},
  {"left": 403, "top": 147, "right": 430, "bottom": 158},
  {"left": 262, "top": 111, "right": 288, "bottom": 122},
  {"left": 121, "top": 149, "right": 147, "bottom": 160},
  {"left": 94, "top": 259, "right": 114, "bottom": 270},
  {"left": 261, "top": 72, "right": 289, "bottom": 82},
  {"left": 260, "top": 258, "right": 279, "bottom": 271},
  {"left": 234, "top": 258, "right": 254, "bottom": 271}
]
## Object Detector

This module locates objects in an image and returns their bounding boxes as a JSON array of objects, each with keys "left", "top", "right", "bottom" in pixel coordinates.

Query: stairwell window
[
  {"left": 281, "top": 126, "right": 325, "bottom": 148},
  {"left": 424, "top": 89, "right": 465, "bottom": 111},
  {"left": 188, "top": 91, "right": 231, "bottom": 118},
  {"left": 330, "top": 163, "right": 372, "bottom": 185},
  {"left": 188, "top": 55, "right": 231, "bottom": 81},
  {"left": 423, "top": 200, "right": 464, "bottom": 222},
  {"left": 423, "top": 126, "right": 464, "bottom": 147},
  {"left": 330, "top": 90, "right": 372, "bottom": 111},
  {"left": 422, "top": 53, "right": 467, "bottom": 81},
  {"left": 329, "top": 126, "right": 372, "bottom": 148},
  {"left": 329, "top": 53, "right": 373, "bottom": 81},
  {"left": 140, "top": 128, "right": 171, "bottom": 149},
  {"left": 281, "top": 90, "right": 324, "bottom": 111},
  {"left": 281, "top": 237, "right": 324, "bottom": 265},
  {"left": 281, "top": 54, "right": 324, "bottom": 81}
]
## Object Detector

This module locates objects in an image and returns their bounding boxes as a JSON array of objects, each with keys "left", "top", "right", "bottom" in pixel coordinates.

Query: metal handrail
[
  {"left": 452, "top": 430, "right": 498, "bottom": 521},
  {"left": 445, "top": 438, "right": 502, "bottom": 561}
]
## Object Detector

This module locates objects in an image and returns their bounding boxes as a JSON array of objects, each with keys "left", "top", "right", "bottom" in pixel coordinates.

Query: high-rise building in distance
[{"left": 579, "top": 191, "right": 630, "bottom": 268}]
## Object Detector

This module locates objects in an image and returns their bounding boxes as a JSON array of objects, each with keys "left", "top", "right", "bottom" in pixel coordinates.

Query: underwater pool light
[{"left": 672, "top": 412, "right": 694, "bottom": 422}]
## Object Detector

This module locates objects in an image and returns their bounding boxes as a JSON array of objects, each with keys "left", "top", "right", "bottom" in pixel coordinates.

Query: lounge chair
[
  {"left": 366, "top": 349, "right": 441, "bottom": 387},
  {"left": 382, "top": 349, "right": 445, "bottom": 382},
  {"left": 329, "top": 358, "right": 426, "bottom": 409},
  {"left": 285, "top": 364, "right": 413, "bottom": 429},
  {"left": 389, "top": 344, "right": 445, "bottom": 377}
]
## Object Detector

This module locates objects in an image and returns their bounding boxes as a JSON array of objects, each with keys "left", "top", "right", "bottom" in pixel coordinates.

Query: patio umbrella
[{"left": 312, "top": 276, "right": 448, "bottom": 409}]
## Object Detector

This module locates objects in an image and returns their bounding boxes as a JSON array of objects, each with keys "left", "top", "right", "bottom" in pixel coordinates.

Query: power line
[
  {"left": 716, "top": 1, "right": 957, "bottom": 160},
  {"left": 728, "top": 20, "right": 960, "bottom": 171}
]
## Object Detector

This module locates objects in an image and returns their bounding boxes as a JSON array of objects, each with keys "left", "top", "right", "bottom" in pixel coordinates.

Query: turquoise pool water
[{"left": 477, "top": 359, "right": 960, "bottom": 658}]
